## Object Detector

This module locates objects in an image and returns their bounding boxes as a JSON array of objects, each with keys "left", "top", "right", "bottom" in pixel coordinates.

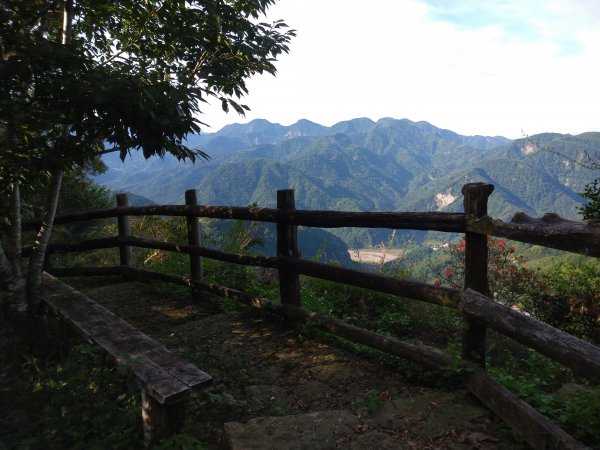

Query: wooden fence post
[
  {"left": 185, "top": 189, "right": 203, "bottom": 302},
  {"left": 277, "top": 189, "right": 301, "bottom": 308},
  {"left": 116, "top": 193, "right": 133, "bottom": 279},
  {"left": 461, "top": 182, "right": 494, "bottom": 367}
]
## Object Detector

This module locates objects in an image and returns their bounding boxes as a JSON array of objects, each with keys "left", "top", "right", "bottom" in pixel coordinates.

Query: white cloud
[{"left": 200, "top": 0, "right": 600, "bottom": 138}]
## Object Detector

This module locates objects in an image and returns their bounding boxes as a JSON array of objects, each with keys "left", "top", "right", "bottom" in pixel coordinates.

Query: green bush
[
  {"left": 490, "top": 351, "right": 600, "bottom": 446},
  {"left": 523, "top": 262, "right": 599, "bottom": 344},
  {"left": 1, "top": 343, "right": 141, "bottom": 449}
]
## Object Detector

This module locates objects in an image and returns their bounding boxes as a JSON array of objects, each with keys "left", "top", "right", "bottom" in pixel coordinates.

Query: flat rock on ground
[{"left": 224, "top": 410, "right": 358, "bottom": 450}]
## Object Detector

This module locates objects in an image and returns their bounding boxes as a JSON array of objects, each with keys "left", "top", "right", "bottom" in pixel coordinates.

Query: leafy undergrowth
[
  {"left": 0, "top": 323, "right": 140, "bottom": 449},
  {"left": 489, "top": 348, "right": 600, "bottom": 447},
  {"left": 0, "top": 315, "right": 207, "bottom": 450}
]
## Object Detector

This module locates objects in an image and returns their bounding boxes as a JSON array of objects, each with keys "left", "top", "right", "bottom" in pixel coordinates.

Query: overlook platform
[{"left": 64, "top": 277, "right": 517, "bottom": 449}]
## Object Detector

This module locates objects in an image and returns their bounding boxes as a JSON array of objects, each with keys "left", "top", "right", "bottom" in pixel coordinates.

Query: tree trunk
[
  {"left": 3, "top": 182, "right": 28, "bottom": 317},
  {"left": 0, "top": 243, "right": 12, "bottom": 289},
  {"left": 27, "top": 169, "right": 63, "bottom": 313},
  {"left": 25, "top": 0, "right": 72, "bottom": 314},
  {"left": 0, "top": 185, "right": 16, "bottom": 289},
  {"left": 0, "top": 241, "right": 15, "bottom": 317}
]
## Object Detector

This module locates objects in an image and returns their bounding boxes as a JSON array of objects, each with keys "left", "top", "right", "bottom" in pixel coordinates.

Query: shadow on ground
[{"left": 68, "top": 278, "right": 522, "bottom": 450}]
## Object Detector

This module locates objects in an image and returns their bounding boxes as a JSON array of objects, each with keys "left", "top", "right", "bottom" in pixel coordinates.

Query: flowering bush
[
  {"left": 435, "top": 238, "right": 543, "bottom": 308},
  {"left": 435, "top": 238, "right": 599, "bottom": 343}
]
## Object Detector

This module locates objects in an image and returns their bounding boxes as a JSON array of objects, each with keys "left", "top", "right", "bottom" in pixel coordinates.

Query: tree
[
  {"left": 0, "top": 0, "right": 294, "bottom": 317},
  {"left": 579, "top": 180, "right": 600, "bottom": 220}
]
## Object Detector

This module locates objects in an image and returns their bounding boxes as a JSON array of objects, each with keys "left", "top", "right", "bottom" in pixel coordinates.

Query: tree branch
[{"left": 524, "top": 134, "right": 600, "bottom": 171}]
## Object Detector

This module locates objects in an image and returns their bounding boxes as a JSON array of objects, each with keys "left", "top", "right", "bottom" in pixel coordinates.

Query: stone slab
[{"left": 224, "top": 410, "right": 358, "bottom": 450}]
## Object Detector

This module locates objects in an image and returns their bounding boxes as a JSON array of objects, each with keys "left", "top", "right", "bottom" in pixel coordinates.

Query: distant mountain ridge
[
  {"left": 94, "top": 117, "right": 598, "bottom": 247},
  {"left": 183, "top": 117, "right": 510, "bottom": 151}
]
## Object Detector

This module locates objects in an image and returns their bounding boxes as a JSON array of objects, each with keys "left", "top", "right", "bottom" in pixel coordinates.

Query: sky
[{"left": 201, "top": 0, "right": 600, "bottom": 139}]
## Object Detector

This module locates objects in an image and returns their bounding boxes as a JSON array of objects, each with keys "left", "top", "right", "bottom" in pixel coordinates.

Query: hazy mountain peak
[
  {"left": 292, "top": 118, "right": 320, "bottom": 127},
  {"left": 376, "top": 117, "right": 401, "bottom": 126},
  {"left": 285, "top": 119, "right": 327, "bottom": 138},
  {"left": 329, "top": 117, "right": 376, "bottom": 134},
  {"left": 246, "top": 118, "right": 282, "bottom": 129}
]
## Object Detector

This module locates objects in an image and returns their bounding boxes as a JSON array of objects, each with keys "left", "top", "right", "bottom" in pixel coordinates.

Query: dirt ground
[{"left": 66, "top": 278, "right": 523, "bottom": 449}]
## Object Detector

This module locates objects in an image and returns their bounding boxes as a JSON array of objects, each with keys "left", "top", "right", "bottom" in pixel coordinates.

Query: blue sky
[{"left": 202, "top": 0, "right": 600, "bottom": 138}]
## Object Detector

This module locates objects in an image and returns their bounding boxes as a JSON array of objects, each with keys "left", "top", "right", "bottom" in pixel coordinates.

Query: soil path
[{"left": 68, "top": 278, "right": 522, "bottom": 450}]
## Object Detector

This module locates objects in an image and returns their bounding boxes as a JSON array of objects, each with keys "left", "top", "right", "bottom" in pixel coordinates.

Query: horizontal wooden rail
[
  {"left": 50, "top": 266, "right": 200, "bottom": 287},
  {"left": 283, "top": 210, "right": 466, "bottom": 231},
  {"left": 41, "top": 235, "right": 461, "bottom": 309},
  {"left": 461, "top": 289, "right": 600, "bottom": 383},
  {"left": 22, "top": 205, "right": 467, "bottom": 233},
  {"left": 50, "top": 266, "right": 122, "bottom": 277},
  {"left": 21, "top": 205, "right": 279, "bottom": 230},
  {"left": 281, "top": 256, "right": 461, "bottom": 309},
  {"left": 466, "top": 366, "right": 588, "bottom": 450},
  {"left": 22, "top": 237, "right": 119, "bottom": 256},
  {"left": 119, "top": 266, "right": 280, "bottom": 309},
  {"left": 467, "top": 213, "right": 600, "bottom": 257},
  {"left": 24, "top": 206, "right": 598, "bottom": 257},
  {"left": 27, "top": 236, "right": 279, "bottom": 268},
  {"left": 122, "top": 236, "right": 279, "bottom": 269}
]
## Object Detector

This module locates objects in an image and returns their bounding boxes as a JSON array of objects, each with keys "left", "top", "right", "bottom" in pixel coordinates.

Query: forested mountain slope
[{"left": 95, "top": 118, "right": 598, "bottom": 247}]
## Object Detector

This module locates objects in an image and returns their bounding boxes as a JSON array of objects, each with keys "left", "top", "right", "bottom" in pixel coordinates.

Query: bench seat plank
[{"left": 42, "top": 273, "right": 211, "bottom": 404}]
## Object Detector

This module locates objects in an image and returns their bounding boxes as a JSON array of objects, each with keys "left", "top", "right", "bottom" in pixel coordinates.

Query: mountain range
[{"left": 95, "top": 117, "right": 599, "bottom": 248}]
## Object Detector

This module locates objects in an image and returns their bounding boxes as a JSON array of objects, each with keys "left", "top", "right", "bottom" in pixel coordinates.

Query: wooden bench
[{"left": 41, "top": 273, "right": 212, "bottom": 445}]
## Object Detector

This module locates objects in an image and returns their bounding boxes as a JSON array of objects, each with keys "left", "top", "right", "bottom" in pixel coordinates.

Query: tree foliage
[
  {"left": 1, "top": 0, "right": 295, "bottom": 174},
  {"left": 0, "top": 0, "right": 294, "bottom": 314},
  {"left": 579, "top": 179, "right": 600, "bottom": 220}
]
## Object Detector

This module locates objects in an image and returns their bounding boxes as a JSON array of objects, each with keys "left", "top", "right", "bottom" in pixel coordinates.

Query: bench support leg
[{"left": 141, "top": 389, "right": 189, "bottom": 446}]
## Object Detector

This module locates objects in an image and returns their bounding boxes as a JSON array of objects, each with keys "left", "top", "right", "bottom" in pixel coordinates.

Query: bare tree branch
[{"left": 523, "top": 133, "right": 600, "bottom": 171}]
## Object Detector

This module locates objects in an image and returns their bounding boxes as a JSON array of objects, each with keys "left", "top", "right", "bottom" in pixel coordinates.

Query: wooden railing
[{"left": 22, "top": 183, "right": 600, "bottom": 450}]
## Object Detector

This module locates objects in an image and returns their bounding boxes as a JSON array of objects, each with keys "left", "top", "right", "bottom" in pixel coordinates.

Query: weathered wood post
[
  {"left": 141, "top": 390, "right": 189, "bottom": 447},
  {"left": 185, "top": 189, "right": 203, "bottom": 302},
  {"left": 461, "top": 182, "right": 494, "bottom": 367},
  {"left": 116, "top": 193, "right": 133, "bottom": 279},
  {"left": 277, "top": 189, "right": 301, "bottom": 309}
]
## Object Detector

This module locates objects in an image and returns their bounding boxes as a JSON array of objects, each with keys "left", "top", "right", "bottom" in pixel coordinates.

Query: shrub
[
  {"left": 435, "top": 237, "right": 543, "bottom": 308},
  {"left": 522, "top": 262, "right": 599, "bottom": 344}
]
